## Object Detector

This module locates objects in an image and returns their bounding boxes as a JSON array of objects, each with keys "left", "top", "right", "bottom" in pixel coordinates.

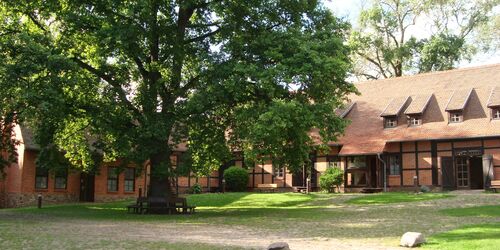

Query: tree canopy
[
  {"left": 0, "top": 0, "right": 355, "bottom": 196},
  {"left": 349, "top": 0, "right": 499, "bottom": 80}
]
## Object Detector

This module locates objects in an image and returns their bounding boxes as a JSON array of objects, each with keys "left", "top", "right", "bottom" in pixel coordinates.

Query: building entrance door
[
  {"left": 441, "top": 157, "right": 455, "bottom": 190},
  {"left": 469, "top": 156, "right": 484, "bottom": 189},
  {"left": 456, "top": 157, "right": 469, "bottom": 188},
  {"left": 79, "top": 173, "right": 95, "bottom": 202}
]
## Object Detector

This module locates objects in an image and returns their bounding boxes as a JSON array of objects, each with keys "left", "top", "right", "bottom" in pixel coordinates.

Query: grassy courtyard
[{"left": 1, "top": 192, "right": 499, "bottom": 249}]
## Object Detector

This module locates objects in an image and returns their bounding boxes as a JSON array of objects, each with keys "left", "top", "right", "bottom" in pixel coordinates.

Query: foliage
[
  {"left": 423, "top": 223, "right": 500, "bottom": 250},
  {"left": 420, "top": 185, "right": 431, "bottom": 193},
  {"left": 223, "top": 166, "right": 249, "bottom": 192},
  {"left": 0, "top": 1, "right": 355, "bottom": 196},
  {"left": 349, "top": 0, "right": 499, "bottom": 79},
  {"left": 188, "top": 183, "right": 203, "bottom": 194},
  {"left": 319, "top": 167, "right": 343, "bottom": 193},
  {"left": 346, "top": 192, "right": 452, "bottom": 205}
]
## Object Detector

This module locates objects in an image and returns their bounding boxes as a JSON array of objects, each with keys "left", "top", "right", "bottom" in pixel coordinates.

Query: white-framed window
[
  {"left": 408, "top": 115, "right": 422, "bottom": 126},
  {"left": 384, "top": 117, "right": 397, "bottom": 128},
  {"left": 327, "top": 156, "right": 341, "bottom": 168},
  {"left": 449, "top": 112, "right": 463, "bottom": 123},
  {"left": 274, "top": 166, "right": 284, "bottom": 178},
  {"left": 492, "top": 108, "right": 500, "bottom": 120}
]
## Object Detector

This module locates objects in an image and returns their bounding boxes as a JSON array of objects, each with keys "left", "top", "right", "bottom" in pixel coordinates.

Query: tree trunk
[{"left": 148, "top": 147, "right": 175, "bottom": 199}]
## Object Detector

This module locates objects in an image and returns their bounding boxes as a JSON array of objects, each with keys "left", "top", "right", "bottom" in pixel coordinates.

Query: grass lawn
[
  {"left": 1, "top": 192, "right": 498, "bottom": 249},
  {"left": 423, "top": 223, "right": 500, "bottom": 250},
  {"left": 345, "top": 192, "right": 453, "bottom": 205},
  {"left": 440, "top": 205, "right": 500, "bottom": 217}
]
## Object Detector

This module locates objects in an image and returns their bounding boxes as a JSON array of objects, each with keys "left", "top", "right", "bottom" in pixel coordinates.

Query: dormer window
[
  {"left": 449, "top": 112, "right": 463, "bottom": 123},
  {"left": 408, "top": 115, "right": 422, "bottom": 126},
  {"left": 384, "top": 117, "right": 397, "bottom": 128},
  {"left": 492, "top": 108, "right": 500, "bottom": 120}
]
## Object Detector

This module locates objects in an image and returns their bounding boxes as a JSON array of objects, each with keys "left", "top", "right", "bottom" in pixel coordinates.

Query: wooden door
[
  {"left": 456, "top": 157, "right": 469, "bottom": 188},
  {"left": 469, "top": 156, "right": 484, "bottom": 189},
  {"left": 441, "top": 157, "right": 455, "bottom": 190},
  {"left": 79, "top": 173, "right": 95, "bottom": 202}
]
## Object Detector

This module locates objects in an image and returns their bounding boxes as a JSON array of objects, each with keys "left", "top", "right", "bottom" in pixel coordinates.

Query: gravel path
[{"left": 1, "top": 191, "right": 498, "bottom": 250}]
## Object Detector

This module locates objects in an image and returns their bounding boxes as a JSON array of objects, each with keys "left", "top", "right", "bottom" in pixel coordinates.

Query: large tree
[
  {"left": 349, "top": 0, "right": 499, "bottom": 80},
  {"left": 0, "top": 1, "right": 354, "bottom": 197}
]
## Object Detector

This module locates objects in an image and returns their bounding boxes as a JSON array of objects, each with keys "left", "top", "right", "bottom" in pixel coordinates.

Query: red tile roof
[
  {"left": 380, "top": 96, "right": 411, "bottom": 117},
  {"left": 334, "top": 64, "right": 500, "bottom": 154},
  {"left": 404, "top": 94, "right": 433, "bottom": 115},
  {"left": 487, "top": 86, "right": 500, "bottom": 107}
]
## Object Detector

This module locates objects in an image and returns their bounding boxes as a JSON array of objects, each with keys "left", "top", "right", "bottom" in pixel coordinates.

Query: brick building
[{"left": 1, "top": 64, "right": 500, "bottom": 208}]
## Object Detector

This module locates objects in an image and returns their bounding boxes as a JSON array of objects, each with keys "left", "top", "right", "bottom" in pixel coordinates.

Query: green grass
[
  {"left": 345, "top": 192, "right": 452, "bottom": 205},
  {"left": 423, "top": 223, "right": 500, "bottom": 250},
  {"left": 440, "top": 205, "right": 500, "bottom": 217}
]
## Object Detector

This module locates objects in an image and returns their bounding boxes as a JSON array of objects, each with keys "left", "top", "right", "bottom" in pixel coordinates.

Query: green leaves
[{"left": 0, "top": 1, "right": 354, "bottom": 185}]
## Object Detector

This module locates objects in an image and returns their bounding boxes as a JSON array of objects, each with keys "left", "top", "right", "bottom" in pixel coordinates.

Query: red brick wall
[{"left": 94, "top": 164, "right": 145, "bottom": 202}]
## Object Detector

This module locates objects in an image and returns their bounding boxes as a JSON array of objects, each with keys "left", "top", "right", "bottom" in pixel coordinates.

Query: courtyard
[{"left": 0, "top": 191, "right": 499, "bottom": 249}]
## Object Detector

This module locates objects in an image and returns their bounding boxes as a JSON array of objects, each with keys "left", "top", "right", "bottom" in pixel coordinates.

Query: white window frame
[
  {"left": 408, "top": 115, "right": 421, "bottom": 126},
  {"left": 384, "top": 117, "right": 397, "bottom": 128},
  {"left": 492, "top": 108, "right": 500, "bottom": 120},
  {"left": 449, "top": 112, "right": 463, "bottom": 123}
]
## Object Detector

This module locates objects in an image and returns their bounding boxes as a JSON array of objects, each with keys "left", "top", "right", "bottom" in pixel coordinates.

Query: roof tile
[
  {"left": 404, "top": 94, "right": 433, "bottom": 115},
  {"left": 445, "top": 88, "right": 473, "bottom": 111}
]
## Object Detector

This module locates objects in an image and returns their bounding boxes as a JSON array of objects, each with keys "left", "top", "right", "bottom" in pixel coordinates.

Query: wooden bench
[
  {"left": 293, "top": 186, "right": 307, "bottom": 193},
  {"left": 126, "top": 197, "right": 148, "bottom": 214},
  {"left": 172, "top": 197, "right": 196, "bottom": 214},
  {"left": 490, "top": 180, "right": 500, "bottom": 192},
  {"left": 256, "top": 183, "right": 278, "bottom": 193}
]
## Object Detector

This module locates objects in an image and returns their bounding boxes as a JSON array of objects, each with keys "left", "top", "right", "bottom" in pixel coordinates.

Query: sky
[{"left": 324, "top": 0, "right": 500, "bottom": 69}]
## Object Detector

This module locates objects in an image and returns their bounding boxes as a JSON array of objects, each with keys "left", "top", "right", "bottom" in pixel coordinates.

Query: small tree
[
  {"left": 319, "top": 167, "right": 344, "bottom": 193},
  {"left": 223, "top": 166, "right": 249, "bottom": 192}
]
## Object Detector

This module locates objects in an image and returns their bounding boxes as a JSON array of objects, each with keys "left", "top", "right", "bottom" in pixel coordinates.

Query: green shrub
[
  {"left": 223, "top": 166, "right": 249, "bottom": 192},
  {"left": 188, "top": 183, "right": 202, "bottom": 194},
  {"left": 319, "top": 167, "right": 344, "bottom": 193}
]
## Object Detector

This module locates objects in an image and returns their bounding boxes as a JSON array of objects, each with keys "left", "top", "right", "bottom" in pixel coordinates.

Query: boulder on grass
[
  {"left": 268, "top": 242, "right": 290, "bottom": 250},
  {"left": 400, "top": 232, "right": 426, "bottom": 247}
]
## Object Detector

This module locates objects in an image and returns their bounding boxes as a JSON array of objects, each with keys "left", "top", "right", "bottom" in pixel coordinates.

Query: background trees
[
  {"left": 0, "top": 1, "right": 355, "bottom": 196},
  {"left": 349, "top": 0, "right": 499, "bottom": 80}
]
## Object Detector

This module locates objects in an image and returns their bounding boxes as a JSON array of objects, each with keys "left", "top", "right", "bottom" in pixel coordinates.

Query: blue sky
[{"left": 324, "top": 0, "right": 500, "bottom": 68}]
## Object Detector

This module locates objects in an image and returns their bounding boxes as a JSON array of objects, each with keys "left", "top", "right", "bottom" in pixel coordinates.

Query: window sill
[
  {"left": 107, "top": 191, "right": 119, "bottom": 194},
  {"left": 35, "top": 189, "right": 48, "bottom": 192},
  {"left": 124, "top": 191, "right": 135, "bottom": 194}
]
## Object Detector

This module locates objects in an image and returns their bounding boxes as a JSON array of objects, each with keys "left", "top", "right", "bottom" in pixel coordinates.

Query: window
[
  {"left": 347, "top": 156, "right": 366, "bottom": 169},
  {"left": 107, "top": 167, "right": 118, "bottom": 192},
  {"left": 350, "top": 172, "right": 367, "bottom": 186},
  {"left": 274, "top": 166, "right": 284, "bottom": 178},
  {"left": 35, "top": 167, "right": 48, "bottom": 189},
  {"left": 492, "top": 108, "right": 500, "bottom": 120},
  {"left": 388, "top": 155, "right": 401, "bottom": 175},
  {"left": 54, "top": 169, "right": 67, "bottom": 189},
  {"left": 408, "top": 115, "right": 422, "bottom": 126},
  {"left": 449, "top": 112, "right": 463, "bottom": 123},
  {"left": 384, "top": 117, "right": 397, "bottom": 128},
  {"left": 124, "top": 168, "right": 135, "bottom": 192},
  {"left": 327, "top": 156, "right": 341, "bottom": 168}
]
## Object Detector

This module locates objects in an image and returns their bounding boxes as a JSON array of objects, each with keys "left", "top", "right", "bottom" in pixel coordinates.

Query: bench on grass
[
  {"left": 126, "top": 197, "right": 148, "bottom": 214},
  {"left": 256, "top": 183, "right": 278, "bottom": 193},
  {"left": 490, "top": 180, "right": 500, "bottom": 192},
  {"left": 293, "top": 186, "right": 307, "bottom": 193},
  {"left": 172, "top": 197, "right": 196, "bottom": 214}
]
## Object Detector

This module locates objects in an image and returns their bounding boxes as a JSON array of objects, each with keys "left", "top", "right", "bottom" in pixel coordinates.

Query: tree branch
[
  {"left": 71, "top": 57, "right": 142, "bottom": 118},
  {"left": 184, "top": 28, "right": 221, "bottom": 44}
]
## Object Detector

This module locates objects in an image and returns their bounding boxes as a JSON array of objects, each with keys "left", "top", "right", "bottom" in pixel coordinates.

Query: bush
[
  {"left": 188, "top": 183, "right": 202, "bottom": 194},
  {"left": 420, "top": 185, "right": 431, "bottom": 193},
  {"left": 223, "top": 166, "right": 249, "bottom": 192},
  {"left": 319, "top": 167, "right": 344, "bottom": 193}
]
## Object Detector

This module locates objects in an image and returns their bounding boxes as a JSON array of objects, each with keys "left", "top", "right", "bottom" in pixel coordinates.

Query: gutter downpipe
[{"left": 377, "top": 153, "right": 387, "bottom": 192}]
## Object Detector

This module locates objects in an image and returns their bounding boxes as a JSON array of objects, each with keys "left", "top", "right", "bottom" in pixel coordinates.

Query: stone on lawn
[
  {"left": 267, "top": 242, "right": 290, "bottom": 250},
  {"left": 400, "top": 232, "right": 426, "bottom": 247}
]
